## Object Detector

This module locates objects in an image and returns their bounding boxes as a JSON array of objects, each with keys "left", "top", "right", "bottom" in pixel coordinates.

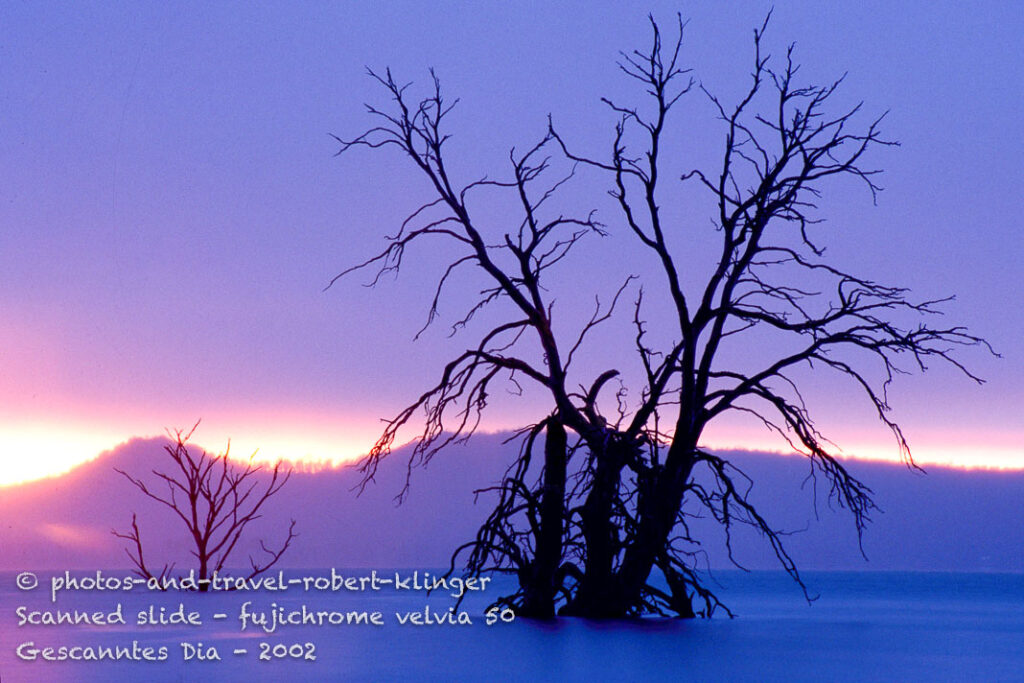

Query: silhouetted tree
[
  {"left": 113, "top": 423, "right": 297, "bottom": 590},
  {"left": 332, "top": 14, "right": 992, "bottom": 618}
]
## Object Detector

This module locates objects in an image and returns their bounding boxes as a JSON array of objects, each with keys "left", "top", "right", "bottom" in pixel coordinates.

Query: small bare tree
[{"left": 113, "top": 423, "right": 297, "bottom": 590}]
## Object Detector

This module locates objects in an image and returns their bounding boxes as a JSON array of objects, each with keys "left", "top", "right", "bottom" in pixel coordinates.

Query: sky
[{"left": 1, "top": 1, "right": 1021, "bottom": 485}]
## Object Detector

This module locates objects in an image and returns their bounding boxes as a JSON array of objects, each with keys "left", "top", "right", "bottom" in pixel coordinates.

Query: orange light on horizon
[
  {"left": 0, "top": 410, "right": 382, "bottom": 487},
  {"left": 0, "top": 424, "right": 126, "bottom": 487},
  {"left": 698, "top": 435, "right": 1023, "bottom": 471},
  {"left": 0, "top": 417, "right": 1020, "bottom": 489}
]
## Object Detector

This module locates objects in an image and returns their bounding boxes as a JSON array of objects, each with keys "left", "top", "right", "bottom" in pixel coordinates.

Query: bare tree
[
  {"left": 113, "top": 423, "right": 297, "bottom": 590},
  {"left": 330, "top": 69, "right": 632, "bottom": 617},
  {"left": 547, "top": 14, "right": 994, "bottom": 617},
  {"left": 333, "top": 14, "right": 992, "bottom": 618}
]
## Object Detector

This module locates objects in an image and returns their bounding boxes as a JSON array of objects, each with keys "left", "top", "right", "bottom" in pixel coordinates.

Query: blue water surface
[{"left": 1, "top": 569, "right": 1021, "bottom": 682}]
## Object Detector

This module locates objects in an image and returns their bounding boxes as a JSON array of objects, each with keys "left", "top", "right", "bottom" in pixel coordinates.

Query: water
[{"left": 1, "top": 570, "right": 1021, "bottom": 682}]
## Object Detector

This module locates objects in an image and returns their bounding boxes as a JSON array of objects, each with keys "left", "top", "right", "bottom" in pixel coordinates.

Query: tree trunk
[
  {"left": 614, "top": 440, "right": 699, "bottom": 616},
  {"left": 198, "top": 556, "right": 210, "bottom": 593},
  {"left": 560, "top": 436, "right": 631, "bottom": 617},
  {"left": 520, "top": 419, "right": 567, "bottom": 618},
  {"left": 563, "top": 435, "right": 699, "bottom": 618}
]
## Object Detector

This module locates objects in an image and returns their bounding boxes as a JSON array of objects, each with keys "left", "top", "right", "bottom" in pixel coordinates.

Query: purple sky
[{"left": 1, "top": 1, "right": 1021, "bottom": 483}]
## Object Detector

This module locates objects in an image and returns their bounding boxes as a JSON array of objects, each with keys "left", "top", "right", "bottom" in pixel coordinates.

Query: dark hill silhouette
[{"left": 0, "top": 434, "right": 1021, "bottom": 572}]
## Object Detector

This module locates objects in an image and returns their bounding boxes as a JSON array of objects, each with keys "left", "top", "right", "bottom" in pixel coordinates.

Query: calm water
[{"left": 1, "top": 570, "right": 1021, "bottom": 682}]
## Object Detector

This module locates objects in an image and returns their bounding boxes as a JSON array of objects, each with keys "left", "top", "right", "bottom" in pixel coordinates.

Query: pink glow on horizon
[
  {"left": 1, "top": 412, "right": 1020, "bottom": 489},
  {"left": 0, "top": 409, "right": 381, "bottom": 487}
]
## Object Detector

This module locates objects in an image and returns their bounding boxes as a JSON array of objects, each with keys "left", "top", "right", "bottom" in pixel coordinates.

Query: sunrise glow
[
  {"left": 0, "top": 413, "right": 381, "bottom": 487},
  {"left": 0, "top": 424, "right": 125, "bottom": 487},
  {"left": 2, "top": 415, "right": 1019, "bottom": 489}
]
